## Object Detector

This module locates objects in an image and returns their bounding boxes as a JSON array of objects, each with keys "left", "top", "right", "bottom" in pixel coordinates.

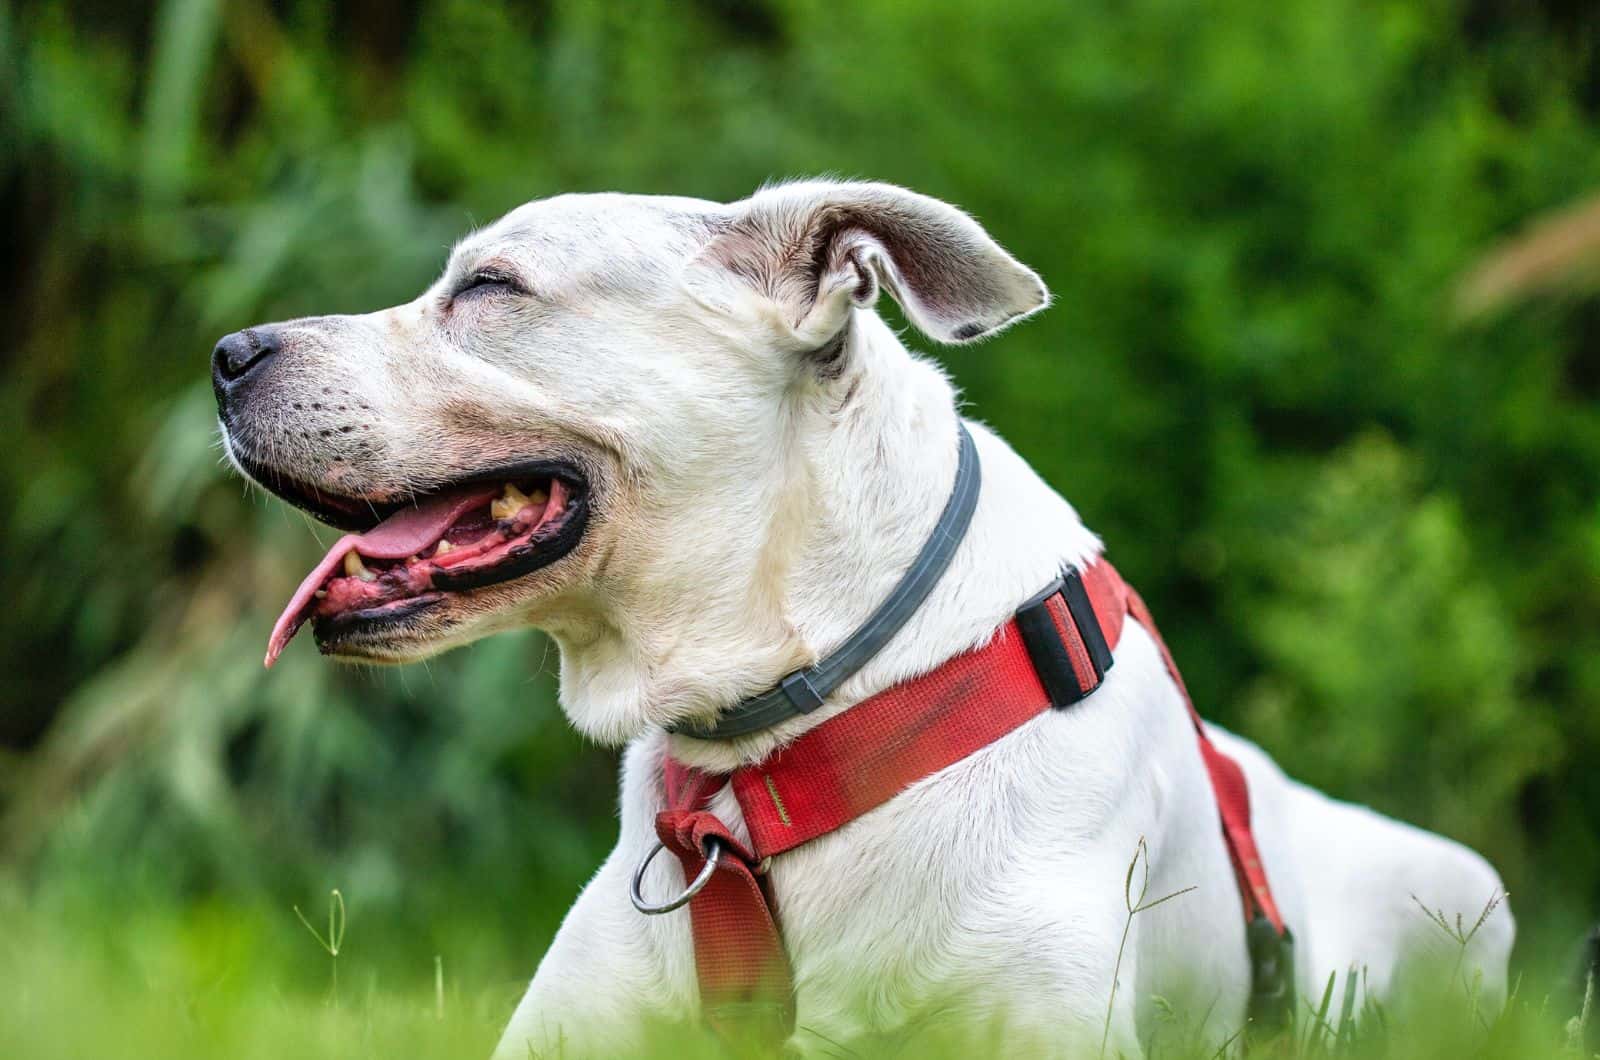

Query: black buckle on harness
[{"left": 1014, "top": 567, "right": 1115, "bottom": 708}]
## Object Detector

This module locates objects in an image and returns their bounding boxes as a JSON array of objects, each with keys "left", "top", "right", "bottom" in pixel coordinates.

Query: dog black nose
[
  {"left": 212, "top": 326, "right": 283, "bottom": 414},
  {"left": 212, "top": 327, "right": 280, "bottom": 388}
]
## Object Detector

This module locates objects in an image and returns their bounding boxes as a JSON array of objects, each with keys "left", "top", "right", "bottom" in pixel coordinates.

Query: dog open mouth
[{"left": 261, "top": 465, "right": 588, "bottom": 667}]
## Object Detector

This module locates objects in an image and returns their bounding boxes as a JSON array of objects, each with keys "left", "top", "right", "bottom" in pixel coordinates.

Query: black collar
[{"left": 670, "top": 422, "right": 982, "bottom": 739}]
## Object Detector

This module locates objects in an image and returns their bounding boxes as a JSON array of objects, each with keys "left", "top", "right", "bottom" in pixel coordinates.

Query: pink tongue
[{"left": 264, "top": 485, "right": 500, "bottom": 668}]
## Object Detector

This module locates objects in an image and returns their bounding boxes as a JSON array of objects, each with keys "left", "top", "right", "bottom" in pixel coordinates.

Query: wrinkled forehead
[{"left": 446, "top": 192, "right": 724, "bottom": 290}]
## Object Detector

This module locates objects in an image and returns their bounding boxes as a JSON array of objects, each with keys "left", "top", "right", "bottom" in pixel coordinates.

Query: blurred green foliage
[{"left": 3, "top": 0, "right": 1599, "bottom": 993}]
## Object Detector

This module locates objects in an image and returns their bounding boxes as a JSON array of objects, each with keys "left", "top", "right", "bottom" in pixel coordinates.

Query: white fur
[{"left": 216, "top": 180, "right": 1513, "bottom": 1057}]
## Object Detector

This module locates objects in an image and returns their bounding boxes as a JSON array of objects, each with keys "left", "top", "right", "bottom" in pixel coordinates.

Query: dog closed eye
[{"left": 453, "top": 268, "right": 526, "bottom": 301}]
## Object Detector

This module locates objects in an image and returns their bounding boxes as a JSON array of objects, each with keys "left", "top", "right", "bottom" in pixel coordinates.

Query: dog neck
[{"left": 549, "top": 310, "right": 1100, "bottom": 764}]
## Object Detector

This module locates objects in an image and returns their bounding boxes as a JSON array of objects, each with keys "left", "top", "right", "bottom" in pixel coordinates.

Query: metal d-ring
[{"left": 630, "top": 837, "right": 722, "bottom": 915}]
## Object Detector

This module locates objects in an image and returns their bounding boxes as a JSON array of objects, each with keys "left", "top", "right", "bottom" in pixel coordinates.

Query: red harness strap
[
  {"left": 655, "top": 768, "right": 794, "bottom": 1045},
  {"left": 657, "top": 558, "right": 1284, "bottom": 1044}
]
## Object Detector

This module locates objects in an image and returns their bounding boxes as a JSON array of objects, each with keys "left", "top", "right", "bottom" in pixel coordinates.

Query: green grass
[
  {"left": 0, "top": 879, "right": 520, "bottom": 1059},
  {"left": 2, "top": 882, "right": 1591, "bottom": 1059},
  {"left": 1, "top": 903, "right": 508, "bottom": 1060}
]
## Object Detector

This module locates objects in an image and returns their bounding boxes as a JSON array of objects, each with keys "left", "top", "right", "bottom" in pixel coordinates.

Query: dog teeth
[
  {"left": 490, "top": 482, "right": 533, "bottom": 521},
  {"left": 434, "top": 539, "right": 454, "bottom": 555},
  {"left": 343, "top": 551, "right": 377, "bottom": 582},
  {"left": 527, "top": 486, "right": 548, "bottom": 505}
]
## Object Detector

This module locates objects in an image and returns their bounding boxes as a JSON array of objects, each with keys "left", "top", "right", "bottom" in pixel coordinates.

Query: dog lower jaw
[
  {"left": 311, "top": 581, "right": 575, "bottom": 665},
  {"left": 312, "top": 595, "right": 455, "bottom": 662},
  {"left": 315, "top": 622, "right": 488, "bottom": 665}
]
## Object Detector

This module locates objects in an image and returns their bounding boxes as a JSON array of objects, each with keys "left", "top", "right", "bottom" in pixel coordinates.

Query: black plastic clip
[{"left": 1014, "top": 567, "right": 1115, "bottom": 708}]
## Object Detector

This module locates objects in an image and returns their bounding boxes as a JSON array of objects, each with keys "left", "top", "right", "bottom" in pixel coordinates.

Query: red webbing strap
[
  {"left": 730, "top": 613, "right": 1060, "bottom": 858},
  {"left": 731, "top": 561, "right": 1130, "bottom": 858},
  {"left": 659, "top": 558, "right": 1284, "bottom": 1046},
  {"left": 727, "top": 560, "right": 1284, "bottom": 931},
  {"left": 657, "top": 761, "right": 794, "bottom": 1047},
  {"left": 1122, "top": 589, "right": 1286, "bottom": 933}
]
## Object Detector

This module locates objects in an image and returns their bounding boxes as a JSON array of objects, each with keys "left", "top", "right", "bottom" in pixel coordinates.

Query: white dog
[{"left": 213, "top": 180, "right": 1513, "bottom": 1057}]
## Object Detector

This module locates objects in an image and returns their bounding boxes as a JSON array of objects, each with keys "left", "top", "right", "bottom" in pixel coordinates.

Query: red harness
[{"left": 656, "top": 558, "right": 1288, "bottom": 1045}]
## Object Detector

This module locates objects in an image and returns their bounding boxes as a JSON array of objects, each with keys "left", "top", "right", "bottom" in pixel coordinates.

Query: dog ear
[{"left": 691, "top": 180, "right": 1050, "bottom": 351}]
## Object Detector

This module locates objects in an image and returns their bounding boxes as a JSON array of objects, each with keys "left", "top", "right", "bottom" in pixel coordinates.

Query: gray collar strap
[{"left": 671, "top": 422, "right": 982, "bottom": 740}]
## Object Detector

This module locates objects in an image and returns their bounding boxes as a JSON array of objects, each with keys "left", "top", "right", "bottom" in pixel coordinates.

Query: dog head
[{"left": 215, "top": 180, "right": 1047, "bottom": 740}]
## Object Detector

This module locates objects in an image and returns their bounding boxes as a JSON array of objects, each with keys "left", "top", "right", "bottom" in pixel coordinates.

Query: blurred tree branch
[{"left": 1457, "top": 192, "right": 1600, "bottom": 320}]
